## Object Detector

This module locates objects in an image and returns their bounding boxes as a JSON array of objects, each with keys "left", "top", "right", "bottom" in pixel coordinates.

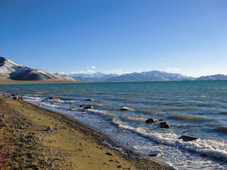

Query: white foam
[
  {"left": 24, "top": 96, "right": 43, "bottom": 102},
  {"left": 112, "top": 117, "right": 227, "bottom": 162},
  {"left": 119, "top": 115, "right": 146, "bottom": 122},
  {"left": 88, "top": 109, "right": 115, "bottom": 117}
]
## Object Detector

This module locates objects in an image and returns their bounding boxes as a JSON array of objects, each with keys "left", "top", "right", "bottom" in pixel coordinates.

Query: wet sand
[{"left": 0, "top": 95, "right": 175, "bottom": 170}]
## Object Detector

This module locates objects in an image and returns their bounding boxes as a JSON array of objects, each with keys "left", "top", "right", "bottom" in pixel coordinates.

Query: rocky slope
[
  {"left": 0, "top": 57, "right": 75, "bottom": 81},
  {"left": 197, "top": 74, "right": 227, "bottom": 80}
]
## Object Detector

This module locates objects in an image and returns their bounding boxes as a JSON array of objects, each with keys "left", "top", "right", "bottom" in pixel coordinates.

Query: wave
[
  {"left": 215, "top": 127, "right": 227, "bottom": 134},
  {"left": 86, "top": 109, "right": 147, "bottom": 122},
  {"left": 87, "top": 109, "right": 116, "bottom": 117},
  {"left": 194, "top": 102, "right": 218, "bottom": 107},
  {"left": 128, "top": 99, "right": 151, "bottom": 103},
  {"left": 169, "top": 114, "right": 211, "bottom": 122},
  {"left": 119, "top": 115, "right": 146, "bottom": 122},
  {"left": 164, "top": 107, "right": 195, "bottom": 111},
  {"left": 93, "top": 104, "right": 111, "bottom": 108},
  {"left": 23, "top": 96, "right": 43, "bottom": 102},
  {"left": 219, "top": 112, "right": 227, "bottom": 115},
  {"left": 39, "top": 102, "right": 76, "bottom": 111},
  {"left": 24, "top": 95, "right": 77, "bottom": 104},
  {"left": 24, "top": 97, "right": 77, "bottom": 111},
  {"left": 112, "top": 117, "right": 227, "bottom": 162},
  {"left": 137, "top": 109, "right": 161, "bottom": 115}
]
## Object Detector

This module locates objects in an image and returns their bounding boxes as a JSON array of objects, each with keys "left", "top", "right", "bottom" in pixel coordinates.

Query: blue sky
[{"left": 0, "top": 0, "right": 227, "bottom": 77}]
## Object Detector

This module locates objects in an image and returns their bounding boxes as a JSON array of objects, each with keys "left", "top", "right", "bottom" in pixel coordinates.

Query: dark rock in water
[
  {"left": 85, "top": 98, "right": 94, "bottom": 101},
  {"left": 48, "top": 96, "right": 60, "bottom": 101},
  {"left": 160, "top": 121, "right": 170, "bottom": 128},
  {"left": 67, "top": 107, "right": 76, "bottom": 111},
  {"left": 12, "top": 96, "right": 23, "bottom": 100},
  {"left": 18, "top": 96, "right": 23, "bottom": 100},
  {"left": 145, "top": 118, "right": 155, "bottom": 124},
  {"left": 13, "top": 96, "right": 19, "bottom": 100},
  {"left": 159, "top": 119, "right": 165, "bottom": 122},
  {"left": 120, "top": 107, "right": 134, "bottom": 111},
  {"left": 149, "top": 151, "right": 164, "bottom": 157},
  {"left": 83, "top": 105, "right": 94, "bottom": 110},
  {"left": 178, "top": 135, "right": 198, "bottom": 142}
]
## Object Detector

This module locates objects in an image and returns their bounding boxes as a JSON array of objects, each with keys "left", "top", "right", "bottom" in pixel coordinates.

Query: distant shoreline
[
  {"left": 0, "top": 80, "right": 80, "bottom": 85},
  {"left": 1, "top": 79, "right": 227, "bottom": 85}
]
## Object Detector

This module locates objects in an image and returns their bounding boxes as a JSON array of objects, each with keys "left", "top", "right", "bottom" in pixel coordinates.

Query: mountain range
[
  {"left": 1, "top": 56, "right": 227, "bottom": 82},
  {"left": 67, "top": 71, "right": 227, "bottom": 82},
  {"left": 68, "top": 71, "right": 194, "bottom": 81},
  {"left": 0, "top": 56, "right": 75, "bottom": 81}
]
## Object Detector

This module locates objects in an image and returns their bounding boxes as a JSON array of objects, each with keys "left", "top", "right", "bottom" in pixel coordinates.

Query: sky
[{"left": 0, "top": 0, "right": 227, "bottom": 77}]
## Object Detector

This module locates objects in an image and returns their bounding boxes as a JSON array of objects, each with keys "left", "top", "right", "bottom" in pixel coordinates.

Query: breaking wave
[{"left": 112, "top": 117, "right": 227, "bottom": 162}]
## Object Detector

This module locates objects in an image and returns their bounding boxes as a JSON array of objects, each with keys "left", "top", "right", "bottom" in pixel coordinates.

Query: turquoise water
[{"left": 1, "top": 81, "right": 227, "bottom": 170}]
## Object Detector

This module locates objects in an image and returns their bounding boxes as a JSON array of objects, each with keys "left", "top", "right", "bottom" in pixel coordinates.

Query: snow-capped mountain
[
  {"left": 67, "top": 71, "right": 227, "bottom": 82},
  {"left": 105, "top": 70, "right": 194, "bottom": 81},
  {"left": 63, "top": 70, "right": 194, "bottom": 82},
  {"left": 197, "top": 74, "right": 227, "bottom": 80},
  {"left": 0, "top": 56, "right": 75, "bottom": 81},
  {"left": 68, "top": 72, "right": 118, "bottom": 81}
]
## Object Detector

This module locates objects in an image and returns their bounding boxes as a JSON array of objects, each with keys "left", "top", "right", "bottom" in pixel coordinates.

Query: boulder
[
  {"left": 85, "top": 98, "right": 94, "bottom": 101},
  {"left": 11, "top": 93, "right": 17, "bottom": 97},
  {"left": 13, "top": 96, "right": 19, "bottom": 100},
  {"left": 12, "top": 96, "right": 24, "bottom": 100},
  {"left": 83, "top": 105, "right": 94, "bottom": 110},
  {"left": 178, "top": 135, "right": 198, "bottom": 142},
  {"left": 145, "top": 118, "right": 155, "bottom": 124},
  {"left": 120, "top": 107, "right": 134, "bottom": 111},
  {"left": 48, "top": 96, "right": 60, "bottom": 101},
  {"left": 149, "top": 151, "right": 164, "bottom": 157},
  {"left": 160, "top": 121, "right": 170, "bottom": 128}
]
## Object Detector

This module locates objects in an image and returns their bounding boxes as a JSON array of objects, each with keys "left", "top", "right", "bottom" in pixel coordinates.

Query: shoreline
[
  {"left": 0, "top": 80, "right": 80, "bottom": 85},
  {"left": 0, "top": 95, "right": 175, "bottom": 170}
]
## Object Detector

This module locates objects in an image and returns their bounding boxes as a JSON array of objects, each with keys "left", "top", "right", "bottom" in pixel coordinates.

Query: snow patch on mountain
[{"left": 0, "top": 56, "right": 75, "bottom": 81}]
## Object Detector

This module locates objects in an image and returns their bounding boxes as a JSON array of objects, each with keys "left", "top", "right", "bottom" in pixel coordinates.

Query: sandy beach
[{"left": 0, "top": 94, "right": 174, "bottom": 170}]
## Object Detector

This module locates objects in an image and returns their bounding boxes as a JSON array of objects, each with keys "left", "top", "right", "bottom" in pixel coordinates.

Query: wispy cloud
[
  {"left": 111, "top": 69, "right": 123, "bottom": 74},
  {"left": 62, "top": 66, "right": 97, "bottom": 75},
  {"left": 91, "top": 66, "right": 96, "bottom": 69},
  {"left": 165, "top": 67, "right": 180, "bottom": 72},
  {"left": 67, "top": 70, "right": 96, "bottom": 74}
]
